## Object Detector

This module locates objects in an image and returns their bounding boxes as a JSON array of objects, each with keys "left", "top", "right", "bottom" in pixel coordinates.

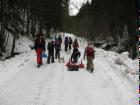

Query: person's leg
[
  {"left": 55, "top": 50, "right": 57, "bottom": 59},
  {"left": 58, "top": 50, "right": 60, "bottom": 59},
  {"left": 36, "top": 48, "right": 42, "bottom": 67},
  {"left": 69, "top": 45, "right": 70, "bottom": 51},
  {"left": 51, "top": 52, "right": 54, "bottom": 63},
  {"left": 40, "top": 49, "right": 43, "bottom": 65},
  {"left": 86, "top": 56, "right": 90, "bottom": 70},
  {"left": 47, "top": 52, "right": 51, "bottom": 64},
  {"left": 66, "top": 44, "right": 68, "bottom": 51},
  {"left": 60, "top": 43, "right": 62, "bottom": 50},
  {"left": 89, "top": 57, "right": 94, "bottom": 73},
  {"left": 75, "top": 57, "right": 78, "bottom": 63},
  {"left": 70, "top": 45, "right": 71, "bottom": 50},
  {"left": 36, "top": 49, "right": 40, "bottom": 66}
]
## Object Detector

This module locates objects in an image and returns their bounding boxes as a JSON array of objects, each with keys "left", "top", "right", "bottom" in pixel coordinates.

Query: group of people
[
  {"left": 64, "top": 36, "right": 73, "bottom": 52},
  {"left": 33, "top": 33, "right": 95, "bottom": 73},
  {"left": 47, "top": 35, "right": 62, "bottom": 64}
]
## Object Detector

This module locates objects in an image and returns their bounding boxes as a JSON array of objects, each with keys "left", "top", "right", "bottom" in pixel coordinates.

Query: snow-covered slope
[{"left": 0, "top": 33, "right": 139, "bottom": 105}]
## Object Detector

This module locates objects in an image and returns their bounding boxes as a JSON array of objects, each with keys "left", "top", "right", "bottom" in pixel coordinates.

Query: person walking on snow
[
  {"left": 71, "top": 47, "right": 81, "bottom": 63},
  {"left": 84, "top": 42, "right": 95, "bottom": 73},
  {"left": 55, "top": 38, "right": 61, "bottom": 59},
  {"left": 58, "top": 35, "right": 62, "bottom": 49},
  {"left": 47, "top": 41, "right": 55, "bottom": 64},
  {"left": 34, "top": 34, "right": 46, "bottom": 68},
  {"left": 68, "top": 37, "right": 73, "bottom": 51},
  {"left": 64, "top": 37, "right": 69, "bottom": 52},
  {"left": 73, "top": 39, "right": 79, "bottom": 49}
]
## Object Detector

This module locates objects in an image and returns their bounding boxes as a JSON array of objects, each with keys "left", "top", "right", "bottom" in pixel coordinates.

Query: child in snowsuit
[
  {"left": 47, "top": 41, "right": 55, "bottom": 64},
  {"left": 84, "top": 42, "right": 95, "bottom": 73},
  {"left": 64, "top": 37, "right": 69, "bottom": 52},
  {"left": 34, "top": 34, "right": 46, "bottom": 67},
  {"left": 71, "top": 47, "right": 81, "bottom": 63},
  {"left": 55, "top": 38, "right": 61, "bottom": 59},
  {"left": 68, "top": 37, "right": 73, "bottom": 51}
]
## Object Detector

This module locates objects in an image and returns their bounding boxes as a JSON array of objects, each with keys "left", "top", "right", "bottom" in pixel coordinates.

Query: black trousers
[
  {"left": 69, "top": 44, "right": 72, "bottom": 51},
  {"left": 65, "top": 44, "right": 68, "bottom": 52},
  {"left": 55, "top": 50, "right": 60, "bottom": 59},
  {"left": 47, "top": 52, "right": 54, "bottom": 64}
]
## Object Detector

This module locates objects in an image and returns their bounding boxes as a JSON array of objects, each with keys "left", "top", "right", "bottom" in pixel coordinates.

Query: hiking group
[{"left": 33, "top": 33, "right": 95, "bottom": 73}]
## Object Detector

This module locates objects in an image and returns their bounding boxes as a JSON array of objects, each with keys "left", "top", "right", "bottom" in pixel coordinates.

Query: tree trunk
[
  {"left": 46, "top": 26, "right": 51, "bottom": 38},
  {"left": 11, "top": 33, "right": 16, "bottom": 57},
  {"left": 0, "top": 0, "right": 4, "bottom": 50},
  {"left": 26, "top": 9, "right": 30, "bottom": 35},
  {"left": 128, "top": 18, "right": 137, "bottom": 59}
]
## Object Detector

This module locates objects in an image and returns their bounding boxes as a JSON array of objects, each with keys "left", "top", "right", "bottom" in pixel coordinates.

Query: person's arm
[{"left": 78, "top": 51, "right": 81, "bottom": 58}]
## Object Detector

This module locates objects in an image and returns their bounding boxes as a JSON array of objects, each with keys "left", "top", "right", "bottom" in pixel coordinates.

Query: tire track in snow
[{"left": 28, "top": 62, "right": 65, "bottom": 105}]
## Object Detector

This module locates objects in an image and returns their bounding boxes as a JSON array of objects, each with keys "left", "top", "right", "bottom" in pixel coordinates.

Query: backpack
[
  {"left": 86, "top": 46, "right": 94, "bottom": 56},
  {"left": 47, "top": 42, "right": 54, "bottom": 52}
]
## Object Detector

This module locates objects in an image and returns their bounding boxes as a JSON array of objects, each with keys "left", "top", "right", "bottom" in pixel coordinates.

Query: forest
[{"left": 0, "top": 0, "right": 139, "bottom": 59}]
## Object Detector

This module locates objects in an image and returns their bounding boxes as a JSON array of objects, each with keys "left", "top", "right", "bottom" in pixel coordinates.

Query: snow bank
[
  {"left": 0, "top": 36, "right": 34, "bottom": 88},
  {"left": 95, "top": 48, "right": 139, "bottom": 85},
  {"left": 15, "top": 36, "right": 33, "bottom": 53}
]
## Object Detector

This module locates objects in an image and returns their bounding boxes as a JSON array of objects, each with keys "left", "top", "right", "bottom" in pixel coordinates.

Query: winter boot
[
  {"left": 37, "top": 64, "right": 40, "bottom": 68},
  {"left": 90, "top": 68, "right": 94, "bottom": 73}
]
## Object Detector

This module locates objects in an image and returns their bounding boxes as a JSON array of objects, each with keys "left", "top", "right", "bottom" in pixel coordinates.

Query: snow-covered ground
[{"left": 0, "top": 33, "right": 139, "bottom": 105}]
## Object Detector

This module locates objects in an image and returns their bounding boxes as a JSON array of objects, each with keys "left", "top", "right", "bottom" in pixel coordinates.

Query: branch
[{"left": 4, "top": 27, "right": 15, "bottom": 34}]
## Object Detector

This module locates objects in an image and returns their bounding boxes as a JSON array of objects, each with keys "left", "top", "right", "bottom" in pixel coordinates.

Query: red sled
[{"left": 66, "top": 60, "right": 85, "bottom": 71}]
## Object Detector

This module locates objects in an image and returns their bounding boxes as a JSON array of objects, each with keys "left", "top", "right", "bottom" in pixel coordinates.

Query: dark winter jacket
[
  {"left": 64, "top": 37, "right": 69, "bottom": 45},
  {"left": 34, "top": 37, "right": 46, "bottom": 51},
  {"left": 58, "top": 36, "right": 62, "bottom": 43},
  {"left": 71, "top": 48, "right": 81, "bottom": 61},
  {"left": 47, "top": 41, "right": 54, "bottom": 53},
  {"left": 55, "top": 40, "right": 61, "bottom": 50}
]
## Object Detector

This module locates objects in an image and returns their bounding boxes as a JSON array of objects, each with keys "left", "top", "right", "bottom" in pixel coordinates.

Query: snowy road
[{"left": 0, "top": 34, "right": 138, "bottom": 105}]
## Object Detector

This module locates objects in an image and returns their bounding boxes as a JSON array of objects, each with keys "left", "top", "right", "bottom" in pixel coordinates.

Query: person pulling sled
[
  {"left": 71, "top": 47, "right": 81, "bottom": 63},
  {"left": 67, "top": 48, "right": 81, "bottom": 71}
]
